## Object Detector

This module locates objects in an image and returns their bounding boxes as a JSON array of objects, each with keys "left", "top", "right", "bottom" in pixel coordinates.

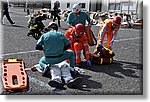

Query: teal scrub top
[
  {"left": 66, "top": 11, "right": 90, "bottom": 26},
  {"left": 37, "top": 30, "right": 70, "bottom": 56}
]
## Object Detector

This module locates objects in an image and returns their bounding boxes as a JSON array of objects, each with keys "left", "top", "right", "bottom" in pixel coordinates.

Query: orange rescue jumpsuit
[
  {"left": 96, "top": 19, "right": 120, "bottom": 50},
  {"left": 64, "top": 28, "right": 90, "bottom": 64}
]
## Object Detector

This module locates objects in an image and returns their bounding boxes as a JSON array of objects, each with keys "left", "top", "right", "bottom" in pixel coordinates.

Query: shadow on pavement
[
  {"left": 71, "top": 74, "right": 102, "bottom": 92},
  {"left": 2, "top": 23, "right": 28, "bottom": 28},
  {"left": 80, "top": 60, "right": 142, "bottom": 79}
]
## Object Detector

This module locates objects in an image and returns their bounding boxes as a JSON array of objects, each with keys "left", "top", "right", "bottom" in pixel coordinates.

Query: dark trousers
[
  {"left": 27, "top": 9, "right": 30, "bottom": 15},
  {"left": 53, "top": 14, "right": 60, "bottom": 27},
  {"left": 1, "top": 11, "right": 14, "bottom": 24}
]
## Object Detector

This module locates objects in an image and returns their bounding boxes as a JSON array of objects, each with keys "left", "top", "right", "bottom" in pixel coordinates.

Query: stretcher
[{"left": 1, "top": 58, "right": 29, "bottom": 91}]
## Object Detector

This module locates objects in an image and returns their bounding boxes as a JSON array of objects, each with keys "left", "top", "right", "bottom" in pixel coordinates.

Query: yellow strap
[
  {"left": 103, "top": 46, "right": 109, "bottom": 51},
  {"left": 8, "top": 59, "right": 17, "bottom": 62},
  {"left": 109, "top": 51, "right": 113, "bottom": 55},
  {"left": 100, "top": 58, "right": 103, "bottom": 64},
  {"left": 110, "top": 58, "right": 112, "bottom": 63}
]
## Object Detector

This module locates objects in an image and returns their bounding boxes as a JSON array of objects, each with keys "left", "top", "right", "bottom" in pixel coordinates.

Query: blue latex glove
[
  {"left": 86, "top": 60, "right": 91, "bottom": 66},
  {"left": 88, "top": 23, "right": 92, "bottom": 27}
]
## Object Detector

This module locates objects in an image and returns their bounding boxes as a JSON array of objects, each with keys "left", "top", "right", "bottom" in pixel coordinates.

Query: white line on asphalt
[
  {"left": 0, "top": 37, "right": 142, "bottom": 58},
  {"left": 28, "top": 76, "right": 53, "bottom": 90},
  {"left": 114, "top": 37, "right": 142, "bottom": 42},
  {"left": 28, "top": 76, "right": 68, "bottom": 94},
  {"left": 0, "top": 50, "right": 40, "bottom": 58},
  {"left": 29, "top": 76, "right": 69, "bottom": 94},
  {"left": 119, "top": 28, "right": 142, "bottom": 31},
  {"left": 0, "top": 36, "right": 142, "bottom": 94},
  {"left": 95, "top": 36, "right": 142, "bottom": 44},
  {"left": 114, "top": 37, "right": 143, "bottom": 46}
]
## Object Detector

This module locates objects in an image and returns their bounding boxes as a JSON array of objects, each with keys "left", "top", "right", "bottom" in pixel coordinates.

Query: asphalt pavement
[{"left": 0, "top": 7, "right": 143, "bottom": 95}]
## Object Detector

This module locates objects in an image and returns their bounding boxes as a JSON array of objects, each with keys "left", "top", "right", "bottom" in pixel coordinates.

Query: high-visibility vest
[{"left": 99, "top": 19, "right": 120, "bottom": 36}]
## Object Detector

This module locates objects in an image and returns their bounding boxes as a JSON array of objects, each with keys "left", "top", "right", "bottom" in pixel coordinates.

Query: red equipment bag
[
  {"left": 91, "top": 54, "right": 113, "bottom": 64},
  {"left": 96, "top": 44, "right": 115, "bottom": 58}
]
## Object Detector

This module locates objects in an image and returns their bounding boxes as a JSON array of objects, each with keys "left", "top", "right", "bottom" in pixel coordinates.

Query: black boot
[
  {"left": 48, "top": 80, "right": 64, "bottom": 88},
  {"left": 67, "top": 77, "right": 82, "bottom": 88}
]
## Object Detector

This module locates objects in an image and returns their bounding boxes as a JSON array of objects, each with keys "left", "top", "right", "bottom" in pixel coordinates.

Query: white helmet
[{"left": 72, "top": 4, "right": 81, "bottom": 13}]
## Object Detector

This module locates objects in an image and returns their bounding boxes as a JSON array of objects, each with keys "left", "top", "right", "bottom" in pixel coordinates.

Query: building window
[
  {"left": 115, "top": 3, "right": 121, "bottom": 10},
  {"left": 122, "top": 2, "right": 136, "bottom": 11},
  {"left": 109, "top": 3, "right": 115, "bottom": 10},
  {"left": 80, "top": 3, "right": 86, "bottom": 8},
  {"left": 122, "top": 2, "right": 129, "bottom": 10},
  {"left": 108, "top": 3, "right": 121, "bottom": 10},
  {"left": 67, "top": 3, "right": 70, "bottom": 8}
]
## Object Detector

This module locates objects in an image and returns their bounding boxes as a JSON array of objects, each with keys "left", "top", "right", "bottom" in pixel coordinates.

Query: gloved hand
[
  {"left": 98, "top": 43, "right": 103, "bottom": 47},
  {"left": 99, "top": 40, "right": 102, "bottom": 45},
  {"left": 86, "top": 60, "right": 91, "bottom": 66},
  {"left": 88, "top": 23, "right": 92, "bottom": 27}
]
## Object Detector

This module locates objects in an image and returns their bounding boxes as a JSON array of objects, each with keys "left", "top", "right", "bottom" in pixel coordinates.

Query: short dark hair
[{"left": 48, "top": 23, "right": 58, "bottom": 31}]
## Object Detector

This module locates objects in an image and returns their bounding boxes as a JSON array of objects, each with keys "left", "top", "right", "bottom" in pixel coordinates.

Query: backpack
[{"left": 91, "top": 44, "right": 115, "bottom": 64}]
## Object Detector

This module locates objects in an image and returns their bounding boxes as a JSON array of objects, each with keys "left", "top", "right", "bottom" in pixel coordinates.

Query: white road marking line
[
  {"left": 95, "top": 36, "right": 142, "bottom": 41},
  {"left": 0, "top": 50, "right": 40, "bottom": 58},
  {"left": 30, "top": 75, "right": 72, "bottom": 94},
  {"left": 95, "top": 37, "right": 142, "bottom": 45},
  {"left": 28, "top": 76, "right": 67, "bottom": 94},
  {"left": 4, "top": 50, "right": 39, "bottom": 56},
  {"left": 119, "top": 28, "right": 142, "bottom": 31},
  {"left": 114, "top": 37, "right": 142, "bottom": 42},
  {"left": 28, "top": 76, "right": 53, "bottom": 90},
  {"left": 0, "top": 75, "right": 67, "bottom": 94},
  {"left": 114, "top": 37, "right": 143, "bottom": 46},
  {"left": 0, "top": 36, "right": 142, "bottom": 94},
  {"left": 0, "top": 37, "right": 142, "bottom": 59}
]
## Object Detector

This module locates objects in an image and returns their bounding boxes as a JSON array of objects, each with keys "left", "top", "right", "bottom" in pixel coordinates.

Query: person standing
[
  {"left": 66, "top": 3, "right": 90, "bottom": 28},
  {"left": 25, "top": 1, "right": 30, "bottom": 15},
  {"left": 1, "top": 0, "right": 15, "bottom": 25},
  {"left": 52, "top": 1, "right": 61, "bottom": 27},
  {"left": 94, "top": 16, "right": 121, "bottom": 51}
]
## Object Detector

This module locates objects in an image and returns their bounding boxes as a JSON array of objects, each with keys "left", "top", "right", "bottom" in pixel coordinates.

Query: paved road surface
[{"left": 0, "top": 7, "right": 143, "bottom": 95}]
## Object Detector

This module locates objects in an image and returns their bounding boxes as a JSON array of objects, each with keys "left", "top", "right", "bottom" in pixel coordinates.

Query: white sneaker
[
  {"left": 74, "top": 67, "right": 85, "bottom": 74},
  {"left": 31, "top": 64, "right": 43, "bottom": 73}
]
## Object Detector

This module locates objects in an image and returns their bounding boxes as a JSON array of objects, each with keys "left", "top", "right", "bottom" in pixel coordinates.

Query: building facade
[{"left": 8, "top": 0, "right": 143, "bottom": 19}]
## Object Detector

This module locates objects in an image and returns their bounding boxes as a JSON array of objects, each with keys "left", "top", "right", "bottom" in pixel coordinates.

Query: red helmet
[
  {"left": 113, "top": 16, "right": 121, "bottom": 25},
  {"left": 75, "top": 23, "right": 85, "bottom": 35}
]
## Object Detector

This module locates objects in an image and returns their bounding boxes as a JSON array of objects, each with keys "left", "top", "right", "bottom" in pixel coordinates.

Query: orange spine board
[{"left": 2, "top": 60, "right": 28, "bottom": 91}]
